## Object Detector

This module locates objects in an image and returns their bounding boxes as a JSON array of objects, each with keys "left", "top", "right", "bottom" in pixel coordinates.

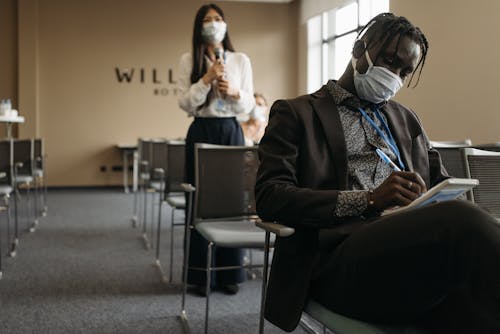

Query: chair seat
[
  {"left": 305, "top": 300, "right": 427, "bottom": 334},
  {"left": 196, "top": 220, "right": 275, "bottom": 248},
  {"left": 166, "top": 195, "right": 185, "bottom": 208},
  {"left": 0, "top": 185, "right": 13, "bottom": 195},
  {"left": 149, "top": 181, "right": 164, "bottom": 191},
  {"left": 14, "top": 175, "right": 33, "bottom": 184}
]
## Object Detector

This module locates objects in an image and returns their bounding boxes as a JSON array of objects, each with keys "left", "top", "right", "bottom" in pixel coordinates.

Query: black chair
[
  {"left": 430, "top": 140, "right": 472, "bottom": 179},
  {"left": 180, "top": 144, "right": 272, "bottom": 334},
  {"left": 153, "top": 139, "right": 185, "bottom": 283},
  {"left": 462, "top": 147, "right": 500, "bottom": 220}
]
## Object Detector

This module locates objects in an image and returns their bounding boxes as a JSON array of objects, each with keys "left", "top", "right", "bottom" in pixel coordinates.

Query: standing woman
[{"left": 177, "top": 3, "right": 255, "bottom": 295}]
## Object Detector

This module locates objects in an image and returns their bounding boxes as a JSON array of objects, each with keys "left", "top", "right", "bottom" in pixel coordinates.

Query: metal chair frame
[
  {"left": 179, "top": 144, "right": 270, "bottom": 334},
  {"left": 153, "top": 139, "right": 185, "bottom": 284}
]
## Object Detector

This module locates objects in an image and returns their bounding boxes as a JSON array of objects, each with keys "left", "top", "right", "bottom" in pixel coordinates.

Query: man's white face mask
[
  {"left": 352, "top": 47, "right": 403, "bottom": 104},
  {"left": 202, "top": 21, "right": 227, "bottom": 44}
]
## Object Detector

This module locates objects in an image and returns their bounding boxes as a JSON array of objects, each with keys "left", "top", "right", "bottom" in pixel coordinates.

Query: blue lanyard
[{"left": 358, "top": 107, "right": 406, "bottom": 170}]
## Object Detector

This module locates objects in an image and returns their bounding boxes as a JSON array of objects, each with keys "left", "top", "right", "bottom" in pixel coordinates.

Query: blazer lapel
[
  {"left": 311, "top": 87, "right": 348, "bottom": 189},
  {"left": 382, "top": 103, "right": 414, "bottom": 172}
]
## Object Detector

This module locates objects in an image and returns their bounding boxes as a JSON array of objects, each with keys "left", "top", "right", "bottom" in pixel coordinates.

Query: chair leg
[
  {"left": 179, "top": 193, "right": 193, "bottom": 333},
  {"left": 205, "top": 242, "right": 213, "bottom": 334},
  {"left": 142, "top": 182, "right": 150, "bottom": 249},
  {"left": 11, "top": 187, "right": 19, "bottom": 257},
  {"left": 154, "top": 193, "right": 168, "bottom": 283},
  {"left": 259, "top": 231, "right": 271, "bottom": 334},
  {"left": 169, "top": 205, "right": 176, "bottom": 283},
  {"left": 132, "top": 181, "right": 138, "bottom": 228}
]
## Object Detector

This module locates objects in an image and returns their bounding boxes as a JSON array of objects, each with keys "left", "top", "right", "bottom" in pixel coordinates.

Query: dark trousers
[
  {"left": 184, "top": 117, "right": 246, "bottom": 287},
  {"left": 310, "top": 200, "right": 500, "bottom": 333}
]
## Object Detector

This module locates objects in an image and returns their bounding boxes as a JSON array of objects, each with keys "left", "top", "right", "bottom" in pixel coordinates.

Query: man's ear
[{"left": 352, "top": 39, "right": 365, "bottom": 59}]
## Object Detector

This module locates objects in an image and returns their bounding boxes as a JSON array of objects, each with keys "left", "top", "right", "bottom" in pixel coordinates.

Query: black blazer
[{"left": 255, "top": 85, "right": 447, "bottom": 331}]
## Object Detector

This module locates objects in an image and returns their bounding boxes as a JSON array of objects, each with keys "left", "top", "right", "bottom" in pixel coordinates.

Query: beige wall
[
  {"left": 16, "top": 0, "right": 297, "bottom": 186},
  {"left": 0, "top": 0, "right": 18, "bottom": 138},
  {"left": 390, "top": 0, "right": 500, "bottom": 144}
]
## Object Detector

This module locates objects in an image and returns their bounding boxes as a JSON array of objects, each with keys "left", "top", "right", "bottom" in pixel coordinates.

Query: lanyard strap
[{"left": 358, "top": 107, "right": 406, "bottom": 170}]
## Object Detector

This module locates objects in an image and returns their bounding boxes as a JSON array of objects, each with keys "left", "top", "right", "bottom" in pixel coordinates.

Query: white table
[
  {"left": 116, "top": 144, "right": 137, "bottom": 193},
  {"left": 0, "top": 115, "right": 25, "bottom": 139}
]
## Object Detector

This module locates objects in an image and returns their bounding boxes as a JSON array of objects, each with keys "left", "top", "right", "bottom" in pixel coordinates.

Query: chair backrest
[
  {"left": 150, "top": 138, "right": 168, "bottom": 181},
  {"left": 166, "top": 139, "right": 185, "bottom": 193},
  {"left": 137, "top": 138, "right": 153, "bottom": 174},
  {"left": 193, "top": 143, "right": 259, "bottom": 221},
  {"left": 431, "top": 140, "right": 472, "bottom": 179},
  {"left": 33, "top": 138, "right": 44, "bottom": 169},
  {"left": 0, "top": 139, "right": 13, "bottom": 185},
  {"left": 462, "top": 147, "right": 500, "bottom": 218},
  {"left": 13, "top": 139, "right": 33, "bottom": 175},
  {"left": 473, "top": 142, "right": 500, "bottom": 152}
]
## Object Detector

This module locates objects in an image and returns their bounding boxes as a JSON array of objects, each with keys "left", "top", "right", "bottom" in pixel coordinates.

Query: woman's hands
[
  {"left": 202, "top": 59, "right": 240, "bottom": 99},
  {"left": 371, "top": 171, "right": 427, "bottom": 211}
]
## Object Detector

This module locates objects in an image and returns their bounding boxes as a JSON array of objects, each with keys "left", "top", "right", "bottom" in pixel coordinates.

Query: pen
[{"left": 375, "top": 148, "right": 401, "bottom": 172}]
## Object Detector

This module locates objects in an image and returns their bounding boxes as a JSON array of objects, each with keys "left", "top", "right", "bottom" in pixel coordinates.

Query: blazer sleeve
[{"left": 255, "top": 99, "right": 342, "bottom": 227}]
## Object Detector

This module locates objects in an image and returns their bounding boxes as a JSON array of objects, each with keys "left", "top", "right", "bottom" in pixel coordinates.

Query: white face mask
[
  {"left": 202, "top": 21, "right": 227, "bottom": 44},
  {"left": 250, "top": 105, "right": 268, "bottom": 122},
  {"left": 352, "top": 49, "right": 403, "bottom": 103}
]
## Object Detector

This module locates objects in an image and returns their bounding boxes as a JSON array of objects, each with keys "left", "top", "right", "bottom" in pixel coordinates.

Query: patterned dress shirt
[{"left": 326, "top": 80, "right": 399, "bottom": 217}]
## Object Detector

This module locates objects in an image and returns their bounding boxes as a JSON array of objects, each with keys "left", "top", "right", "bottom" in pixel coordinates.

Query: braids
[{"left": 357, "top": 13, "right": 429, "bottom": 87}]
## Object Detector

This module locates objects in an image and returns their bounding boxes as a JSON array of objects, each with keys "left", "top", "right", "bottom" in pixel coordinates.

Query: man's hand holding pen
[{"left": 372, "top": 171, "right": 427, "bottom": 211}]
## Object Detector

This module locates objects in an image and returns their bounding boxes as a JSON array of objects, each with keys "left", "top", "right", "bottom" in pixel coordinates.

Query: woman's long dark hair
[{"left": 190, "top": 3, "right": 235, "bottom": 85}]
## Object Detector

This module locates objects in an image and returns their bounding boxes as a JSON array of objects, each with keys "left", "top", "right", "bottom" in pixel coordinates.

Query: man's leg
[{"left": 310, "top": 200, "right": 500, "bottom": 333}]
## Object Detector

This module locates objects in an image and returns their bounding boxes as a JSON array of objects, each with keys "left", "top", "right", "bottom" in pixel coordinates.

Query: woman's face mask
[
  {"left": 352, "top": 48, "right": 403, "bottom": 104},
  {"left": 202, "top": 21, "right": 227, "bottom": 44},
  {"left": 250, "top": 105, "right": 268, "bottom": 122}
]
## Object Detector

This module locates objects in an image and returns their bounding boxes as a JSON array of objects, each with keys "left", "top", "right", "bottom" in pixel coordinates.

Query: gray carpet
[{"left": 0, "top": 189, "right": 308, "bottom": 333}]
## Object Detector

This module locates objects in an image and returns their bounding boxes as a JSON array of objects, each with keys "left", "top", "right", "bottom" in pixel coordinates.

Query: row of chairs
[
  {"left": 131, "top": 138, "right": 186, "bottom": 283},
  {"left": 0, "top": 138, "right": 48, "bottom": 279},
  {"left": 129, "top": 138, "right": 500, "bottom": 333}
]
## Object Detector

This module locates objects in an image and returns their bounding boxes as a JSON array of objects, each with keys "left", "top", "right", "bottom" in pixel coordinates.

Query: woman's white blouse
[{"left": 177, "top": 51, "right": 255, "bottom": 118}]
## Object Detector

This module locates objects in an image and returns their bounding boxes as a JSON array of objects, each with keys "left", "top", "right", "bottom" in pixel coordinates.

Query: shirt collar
[{"left": 326, "top": 80, "right": 387, "bottom": 112}]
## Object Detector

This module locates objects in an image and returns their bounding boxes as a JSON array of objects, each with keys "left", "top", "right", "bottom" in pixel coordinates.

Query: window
[{"left": 307, "top": 0, "right": 389, "bottom": 93}]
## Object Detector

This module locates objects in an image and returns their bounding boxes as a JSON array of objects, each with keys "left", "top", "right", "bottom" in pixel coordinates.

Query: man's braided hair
[{"left": 357, "top": 13, "right": 429, "bottom": 87}]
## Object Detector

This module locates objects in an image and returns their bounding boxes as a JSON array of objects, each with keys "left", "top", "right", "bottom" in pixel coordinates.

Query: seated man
[{"left": 255, "top": 12, "right": 500, "bottom": 334}]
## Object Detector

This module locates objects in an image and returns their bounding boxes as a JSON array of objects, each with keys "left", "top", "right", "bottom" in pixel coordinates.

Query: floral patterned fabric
[{"left": 326, "top": 80, "right": 397, "bottom": 217}]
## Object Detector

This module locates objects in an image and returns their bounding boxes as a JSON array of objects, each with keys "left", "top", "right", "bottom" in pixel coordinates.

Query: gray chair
[
  {"left": 180, "top": 143, "right": 272, "bottom": 334},
  {"left": 256, "top": 221, "right": 428, "bottom": 334},
  {"left": 0, "top": 140, "right": 14, "bottom": 278},
  {"left": 430, "top": 139, "right": 472, "bottom": 179},
  {"left": 462, "top": 147, "right": 500, "bottom": 220},
  {"left": 153, "top": 139, "right": 185, "bottom": 283}
]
